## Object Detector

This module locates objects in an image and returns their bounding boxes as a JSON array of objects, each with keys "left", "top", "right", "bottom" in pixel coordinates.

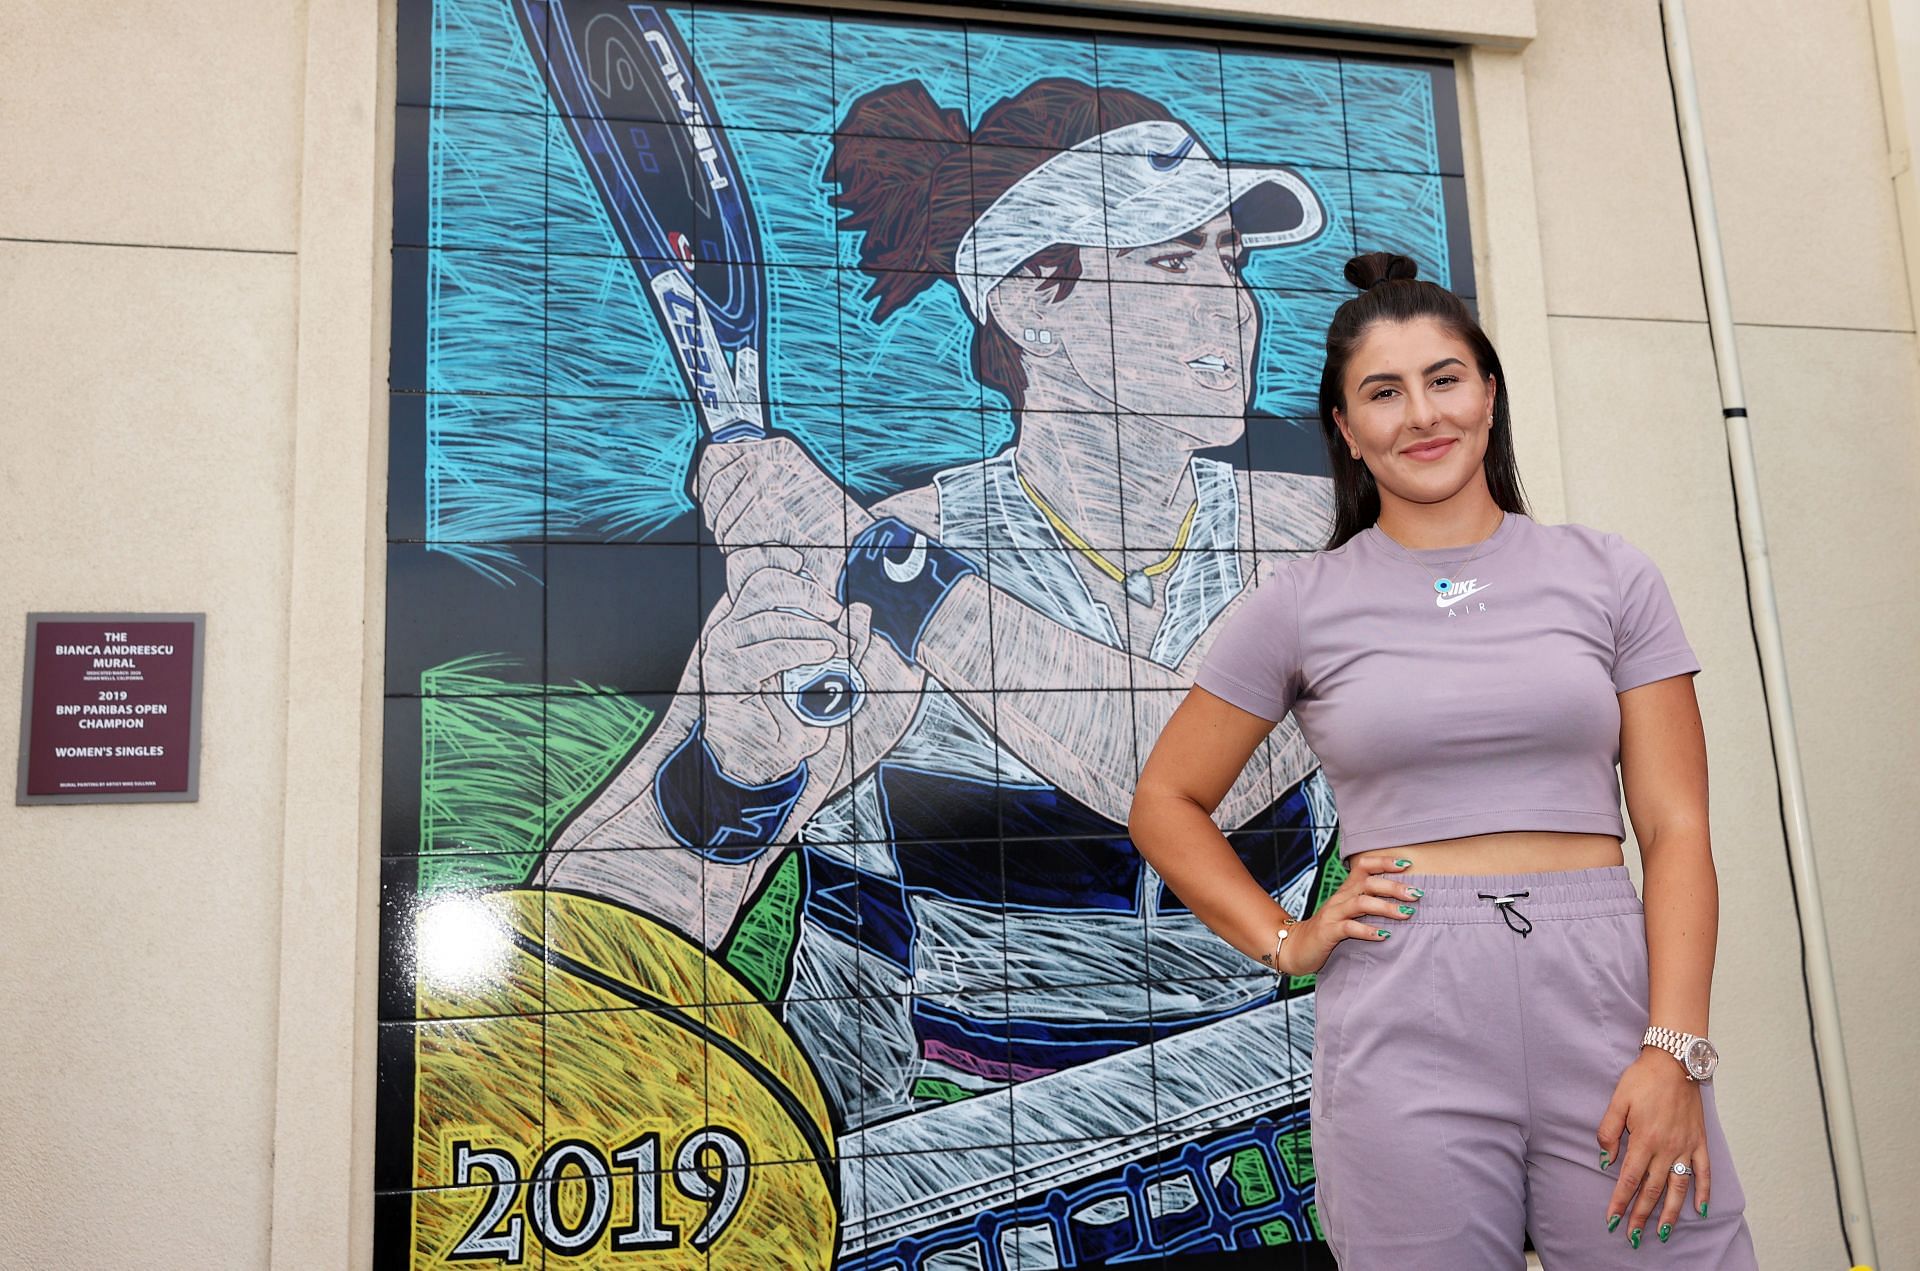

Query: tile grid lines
[
  {"left": 698, "top": 4, "right": 721, "bottom": 1251},
  {"left": 1213, "top": 48, "right": 1265, "bottom": 1263},
  {"left": 691, "top": 11, "right": 713, "bottom": 1257},
  {"left": 1133, "top": 36, "right": 1201, "bottom": 1253},
  {"left": 538, "top": 0, "right": 553, "bottom": 1251},
  {"left": 390, "top": 5, "right": 427, "bottom": 1249},
  {"left": 386, "top": 805, "right": 1316, "bottom": 850},
  {"left": 1333, "top": 54, "right": 1363, "bottom": 284},
  {"left": 1102, "top": 31, "right": 1156, "bottom": 1241},
  {"left": 393, "top": 959, "right": 1292, "bottom": 1019},
  {"left": 956, "top": 16, "right": 1026, "bottom": 1244},
  {"left": 1009, "top": 30, "right": 1101, "bottom": 1260},
  {"left": 427, "top": 0, "right": 457, "bottom": 1246},
  {"left": 822, "top": 16, "right": 867, "bottom": 1256},
  {"left": 405, "top": 190, "right": 1461, "bottom": 258}
]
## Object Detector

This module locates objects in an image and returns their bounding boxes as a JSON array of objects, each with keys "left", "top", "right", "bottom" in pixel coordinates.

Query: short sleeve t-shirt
[{"left": 1192, "top": 512, "right": 1699, "bottom": 855}]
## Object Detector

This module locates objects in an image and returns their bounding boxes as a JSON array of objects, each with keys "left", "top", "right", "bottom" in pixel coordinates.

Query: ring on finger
[{"left": 1669, "top": 1161, "right": 1693, "bottom": 1177}]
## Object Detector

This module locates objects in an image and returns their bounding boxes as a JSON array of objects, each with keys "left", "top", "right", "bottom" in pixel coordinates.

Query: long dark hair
[{"left": 1317, "top": 252, "right": 1531, "bottom": 549}]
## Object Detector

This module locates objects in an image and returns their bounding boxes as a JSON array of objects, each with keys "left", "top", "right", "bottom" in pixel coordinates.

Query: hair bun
[{"left": 1343, "top": 251, "right": 1420, "bottom": 292}]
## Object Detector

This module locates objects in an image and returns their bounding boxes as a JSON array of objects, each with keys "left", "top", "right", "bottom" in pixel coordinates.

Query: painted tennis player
[{"left": 543, "top": 76, "right": 1339, "bottom": 1241}]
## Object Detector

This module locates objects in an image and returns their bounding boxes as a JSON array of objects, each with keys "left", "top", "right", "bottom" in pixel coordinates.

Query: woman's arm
[
  {"left": 1621, "top": 672, "right": 1717, "bottom": 1039},
  {"left": 543, "top": 548, "right": 924, "bottom": 949},
  {"left": 1128, "top": 688, "right": 1297, "bottom": 960},
  {"left": 1130, "top": 687, "right": 1417, "bottom": 970},
  {"left": 1599, "top": 671, "right": 1718, "bottom": 1240}
]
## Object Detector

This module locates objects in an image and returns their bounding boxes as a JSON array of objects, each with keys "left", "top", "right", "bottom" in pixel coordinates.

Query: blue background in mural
[{"left": 394, "top": 0, "right": 1466, "bottom": 573}]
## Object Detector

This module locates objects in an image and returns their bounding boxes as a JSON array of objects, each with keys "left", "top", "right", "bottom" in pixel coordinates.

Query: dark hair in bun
[
  {"left": 1317, "top": 251, "right": 1531, "bottom": 548},
  {"left": 1343, "top": 251, "right": 1421, "bottom": 291}
]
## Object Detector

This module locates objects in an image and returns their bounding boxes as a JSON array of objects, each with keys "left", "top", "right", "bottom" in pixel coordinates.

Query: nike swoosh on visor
[{"left": 1149, "top": 135, "right": 1197, "bottom": 171}]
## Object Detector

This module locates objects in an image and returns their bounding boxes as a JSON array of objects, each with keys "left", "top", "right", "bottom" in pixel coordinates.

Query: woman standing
[{"left": 1129, "top": 252, "right": 1759, "bottom": 1266}]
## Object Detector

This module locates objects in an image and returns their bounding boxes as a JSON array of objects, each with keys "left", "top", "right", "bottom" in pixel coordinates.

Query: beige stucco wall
[
  {"left": 0, "top": 1, "right": 308, "bottom": 1266},
  {"left": 0, "top": 0, "right": 1913, "bottom": 1267},
  {"left": 1526, "top": 4, "right": 1920, "bottom": 1267}
]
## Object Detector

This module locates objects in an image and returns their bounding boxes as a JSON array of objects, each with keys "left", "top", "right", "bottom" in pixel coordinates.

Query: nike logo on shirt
[{"left": 1437, "top": 580, "right": 1491, "bottom": 607}]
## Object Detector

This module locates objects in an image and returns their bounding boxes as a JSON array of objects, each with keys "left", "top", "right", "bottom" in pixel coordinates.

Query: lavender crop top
[{"left": 1193, "top": 512, "right": 1700, "bottom": 855}]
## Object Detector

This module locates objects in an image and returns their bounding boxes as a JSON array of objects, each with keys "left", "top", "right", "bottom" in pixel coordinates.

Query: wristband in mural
[
  {"left": 653, "top": 719, "right": 807, "bottom": 862},
  {"left": 839, "top": 517, "right": 980, "bottom": 664}
]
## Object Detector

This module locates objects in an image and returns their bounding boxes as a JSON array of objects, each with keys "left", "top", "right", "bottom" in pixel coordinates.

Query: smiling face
[
  {"left": 1332, "top": 317, "right": 1496, "bottom": 508},
  {"left": 983, "top": 210, "right": 1256, "bottom": 445}
]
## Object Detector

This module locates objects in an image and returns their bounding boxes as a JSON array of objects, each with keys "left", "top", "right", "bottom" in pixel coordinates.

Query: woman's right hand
[
  {"left": 699, "top": 547, "right": 852, "bottom": 784},
  {"left": 1275, "top": 854, "right": 1424, "bottom": 975},
  {"left": 697, "top": 436, "right": 871, "bottom": 590}
]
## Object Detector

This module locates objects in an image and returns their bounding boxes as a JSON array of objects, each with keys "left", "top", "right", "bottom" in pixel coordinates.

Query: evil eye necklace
[{"left": 1372, "top": 511, "right": 1505, "bottom": 599}]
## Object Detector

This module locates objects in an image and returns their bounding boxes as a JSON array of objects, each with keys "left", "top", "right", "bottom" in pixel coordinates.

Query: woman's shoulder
[
  {"left": 1531, "top": 517, "right": 1612, "bottom": 545},
  {"left": 1519, "top": 518, "right": 1682, "bottom": 603},
  {"left": 1246, "top": 527, "right": 1363, "bottom": 607},
  {"left": 1524, "top": 516, "right": 1653, "bottom": 563}
]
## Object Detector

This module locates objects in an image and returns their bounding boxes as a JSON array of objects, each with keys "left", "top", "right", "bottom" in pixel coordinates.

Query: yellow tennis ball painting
[{"left": 408, "top": 889, "right": 839, "bottom": 1268}]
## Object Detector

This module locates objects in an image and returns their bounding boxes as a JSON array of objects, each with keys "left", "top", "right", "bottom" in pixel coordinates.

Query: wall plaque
[{"left": 16, "top": 613, "right": 205, "bottom": 804}]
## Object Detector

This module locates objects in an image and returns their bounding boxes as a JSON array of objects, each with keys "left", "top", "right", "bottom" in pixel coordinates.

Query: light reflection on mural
[{"left": 379, "top": 2, "right": 1470, "bottom": 1266}]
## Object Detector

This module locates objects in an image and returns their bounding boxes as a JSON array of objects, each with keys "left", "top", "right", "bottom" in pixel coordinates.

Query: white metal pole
[{"left": 1660, "top": 2, "right": 1879, "bottom": 1265}]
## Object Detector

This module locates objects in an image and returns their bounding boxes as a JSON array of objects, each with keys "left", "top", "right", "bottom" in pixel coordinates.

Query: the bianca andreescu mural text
[{"left": 380, "top": 1, "right": 1469, "bottom": 1266}]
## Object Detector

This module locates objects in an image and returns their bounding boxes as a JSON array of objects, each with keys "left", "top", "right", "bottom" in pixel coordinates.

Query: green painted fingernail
[
  {"left": 1397, "top": 904, "right": 1417, "bottom": 915},
  {"left": 1629, "top": 1227, "right": 1642, "bottom": 1248},
  {"left": 1376, "top": 929, "right": 1391, "bottom": 939},
  {"left": 1394, "top": 858, "right": 1412, "bottom": 868},
  {"left": 1607, "top": 1214, "right": 1621, "bottom": 1232},
  {"left": 1599, "top": 1151, "right": 1610, "bottom": 1170},
  {"left": 1658, "top": 1223, "right": 1671, "bottom": 1243},
  {"left": 1698, "top": 1202, "right": 1708, "bottom": 1217},
  {"left": 1408, "top": 887, "right": 1424, "bottom": 898}
]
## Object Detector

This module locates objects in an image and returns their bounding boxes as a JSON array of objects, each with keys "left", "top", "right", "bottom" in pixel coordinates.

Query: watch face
[{"left": 1684, "top": 1037, "right": 1719, "bottom": 1080}]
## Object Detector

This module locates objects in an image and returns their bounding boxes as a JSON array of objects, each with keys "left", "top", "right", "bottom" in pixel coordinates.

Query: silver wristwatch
[{"left": 1643, "top": 1026, "right": 1720, "bottom": 1081}]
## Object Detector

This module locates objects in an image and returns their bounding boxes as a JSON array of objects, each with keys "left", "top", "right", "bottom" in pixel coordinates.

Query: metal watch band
[{"left": 1643, "top": 1025, "right": 1716, "bottom": 1081}]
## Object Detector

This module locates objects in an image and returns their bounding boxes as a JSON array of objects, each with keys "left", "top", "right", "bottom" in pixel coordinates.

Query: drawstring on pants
[{"left": 1477, "top": 890, "right": 1533, "bottom": 937}]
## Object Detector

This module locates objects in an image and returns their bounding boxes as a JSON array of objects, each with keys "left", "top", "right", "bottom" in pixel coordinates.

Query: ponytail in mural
[
  {"left": 1317, "top": 251, "right": 1532, "bottom": 550},
  {"left": 832, "top": 78, "right": 1178, "bottom": 415}
]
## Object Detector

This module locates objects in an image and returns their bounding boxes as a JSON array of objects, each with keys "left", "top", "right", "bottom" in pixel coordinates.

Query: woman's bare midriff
[{"left": 1365, "top": 830, "right": 1626, "bottom": 875}]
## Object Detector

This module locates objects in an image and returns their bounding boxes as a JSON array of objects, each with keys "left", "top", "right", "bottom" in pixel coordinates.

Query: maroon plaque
[{"left": 17, "top": 613, "right": 204, "bottom": 804}]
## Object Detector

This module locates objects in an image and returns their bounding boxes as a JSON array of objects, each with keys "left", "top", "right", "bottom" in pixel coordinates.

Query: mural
[{"left": 378, "top": 1, "right": 1471, "bottom": 1266}]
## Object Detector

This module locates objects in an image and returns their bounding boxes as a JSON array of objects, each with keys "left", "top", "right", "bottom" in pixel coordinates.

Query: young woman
[{"left": 1129, "top": 252, "right": 1760, "bottom": 1266}]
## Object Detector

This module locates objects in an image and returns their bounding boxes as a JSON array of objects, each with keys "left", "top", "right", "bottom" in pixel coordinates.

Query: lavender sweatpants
[{"left": 1310, "top": 866, "right": 1758, "bottom": 1267}]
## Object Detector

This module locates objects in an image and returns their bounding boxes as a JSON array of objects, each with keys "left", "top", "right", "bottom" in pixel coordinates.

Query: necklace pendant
[
  {"left": 1125, "top": 570, "right": 1154, "bottom": 606},
  {"left": 1434, "top": 578, "right": 1453, "bottom": 594}
]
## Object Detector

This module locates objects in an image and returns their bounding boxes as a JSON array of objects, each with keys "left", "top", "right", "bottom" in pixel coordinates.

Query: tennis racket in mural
[{"left": 517, "top": 0, "right": 865, "bottom": 726}]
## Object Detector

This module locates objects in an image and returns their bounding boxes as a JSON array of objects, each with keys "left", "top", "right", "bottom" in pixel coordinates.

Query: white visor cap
[{"left": 954, "top": 119, "right": 1325, "bottom": 323}]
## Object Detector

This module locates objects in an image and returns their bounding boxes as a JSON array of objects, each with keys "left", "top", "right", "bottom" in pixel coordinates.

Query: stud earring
[
  {"left": 1038, "top": 329, "right": 1053, "bottom": 344},
  {"left": 1023, "top": 327, "right": 1037, "bottom": 342}
]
